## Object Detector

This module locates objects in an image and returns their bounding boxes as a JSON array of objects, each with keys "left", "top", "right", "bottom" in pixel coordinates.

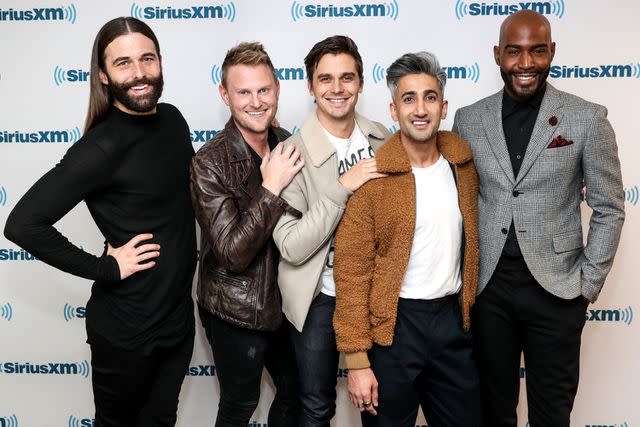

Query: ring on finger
[{"left": 360, "top": 401, "right": 371, "bottom": 408}]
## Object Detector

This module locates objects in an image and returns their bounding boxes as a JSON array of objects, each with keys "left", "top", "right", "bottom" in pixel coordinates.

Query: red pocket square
[{"left": 548, "top": 135, "right": 573, "bottom": 148}]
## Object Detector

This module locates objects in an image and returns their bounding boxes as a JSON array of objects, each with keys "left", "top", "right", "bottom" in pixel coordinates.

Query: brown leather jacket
[{"left": 190, "top": 119, "right": 299, "bottom": 331}]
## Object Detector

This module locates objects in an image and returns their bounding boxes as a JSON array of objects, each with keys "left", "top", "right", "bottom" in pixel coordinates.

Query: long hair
[{"left": 84, "top": 17, "right": 161, "bottom": 133}]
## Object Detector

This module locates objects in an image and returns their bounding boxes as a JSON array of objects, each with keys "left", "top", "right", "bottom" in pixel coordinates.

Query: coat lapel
[
  {"left": 482, "top": 90, "right": 515, "bottom": 184},
  {"left": 515, "top": 84, "right": 564, "bottom": 185}
]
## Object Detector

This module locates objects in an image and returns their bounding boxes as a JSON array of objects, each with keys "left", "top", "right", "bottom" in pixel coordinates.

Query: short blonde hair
[{"left": 221, "top": 42, "right": 277, "bottom": 87}]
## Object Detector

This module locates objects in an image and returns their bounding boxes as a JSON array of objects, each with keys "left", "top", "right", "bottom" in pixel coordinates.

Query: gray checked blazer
[{"left": 452, "top": 83, "right": 624, "bottom": 302}]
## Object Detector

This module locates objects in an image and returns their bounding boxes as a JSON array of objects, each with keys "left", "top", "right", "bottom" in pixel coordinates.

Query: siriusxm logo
[
  {"left": 0, "top": 185, "right": 7, "bottom": 206},
  {"left": 210, "top": 64, "right": 306, "bottom": 85},
  {"left": 290, "top": 0, "right": 399, "bottom": 21},
  {"left": 0, "top": 248, "right": 38, "bottom": 262},
  {"left": 63, "top": 303, "right": 86, "bottom": 321},
  {"left": 585, "top": 423, "right": 629, "bottom": 427},
  {"left": 0, "top": 127, "right": 81, "bottom": 144},
  {"left": 0, "top": 303, "right": 13, "bottom": 322},
  {"left": 550, "top": 63, "right": 640, "bottom": 79},
  {"left": 586, "top": 306, "right": 633, "bottom": 325},
  {"left": 191, "top": 129, "right": 220, "bottom": 143},
  {"left": 0, "top": 360, "right": 90, "bottom": 377},
  {"left": 336, "top": 368, "right": 349, "bottom": 378},
  {"left": 0, "top": 4, "right": 77, "bottom": 23},
  {"left": 387, "top": 125, "right": 398, "bottom": 133},
  {"left": 454, "top": 0, "right": 565, "bottom": 19},
  {"left": 625, "top": 185, "right": 638, "bottom": 206},
  {"left": 372, "top": 63, "right": 480, "bottom": 84},
  {"left": 131, "top": 2, "right": 236, "bottom": 22},
  {"left": 0, "top": 414, "right": 18, "bottom": 427},
  {"left": 53, "top": 66, "right": 89, "bottom": 86},
  {"left": 185, "top": 364, "right": 217, "bottom": 376},
  {"left": 68, "top": 415, "right": 94, "bottom": 427}
]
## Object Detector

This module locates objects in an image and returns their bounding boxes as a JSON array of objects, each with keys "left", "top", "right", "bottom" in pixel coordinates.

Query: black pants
[
  {"left": 362, "top": 296, "right": 481, "bottom": 427},
  {"left": 288, "top": 293, "right": 340, "bottom": 427},
  {"left": 90, "top": 331, "right": 194, "bottom": 427},
  {"left": 472, "top": 256, "right": 588, "bottom": 427},
  {"left": 199, "top": 307, "right": 300, "bottom": 427}
]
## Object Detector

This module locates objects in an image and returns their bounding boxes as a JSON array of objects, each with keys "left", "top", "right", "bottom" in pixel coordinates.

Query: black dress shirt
[{"left": 500, "top": 87, "right": 545, "bottom": 258}]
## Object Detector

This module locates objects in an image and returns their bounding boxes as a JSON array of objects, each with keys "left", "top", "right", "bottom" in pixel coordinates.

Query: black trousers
[
  {"left": 199, "top": 307, "right": 300, "bottom": 427},
  {"left": 472, "top": 256, "right": 588, "bottom": 427},
  {"left": 90, "top": 331, "right": 194, "bottom": 427},
  {"left": 362, "top": 296, "right": 481, "bottom": 427}
]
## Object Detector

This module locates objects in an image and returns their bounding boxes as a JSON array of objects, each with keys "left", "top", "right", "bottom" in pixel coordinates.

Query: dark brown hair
[
  {"left": 84, "top": 17, "right": 161, "bottom": 133},
  {"left": 304, "top": 35, "right": 363, "bottom": 84},
  {"left": 221, "top": 42, "right": 277, "bottom": 88}
]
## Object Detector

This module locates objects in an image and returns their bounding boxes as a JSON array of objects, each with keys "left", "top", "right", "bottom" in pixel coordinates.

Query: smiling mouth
[
  {"left": 412, "top": 119, "right": 430, "bottom": 128},
  {"left": 246, "top": 110, "right": 266, "bottom": 117},
  {"left": 513, "top": 74, "right": 537, "bottom": 83},
  {"left": 326, "top": 97, "right": 349, "bottom": 106}
]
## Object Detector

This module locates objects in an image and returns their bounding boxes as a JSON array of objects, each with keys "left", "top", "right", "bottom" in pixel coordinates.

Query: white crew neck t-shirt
[
  {"left": 321, "top": 123, "right": 374, "bottom": 297},
  {"left": 400, "top": 154, "right": 463, "bottom": 299}
]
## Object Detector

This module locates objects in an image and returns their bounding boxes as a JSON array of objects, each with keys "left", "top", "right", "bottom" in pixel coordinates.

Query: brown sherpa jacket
[{"left": 333, "top": 131, "right": 479, "bottom": 370}]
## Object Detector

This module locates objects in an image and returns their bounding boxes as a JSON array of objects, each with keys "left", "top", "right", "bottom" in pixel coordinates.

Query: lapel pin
[{"left": 549, "top": 116, "right": 558, "bottom": 126}]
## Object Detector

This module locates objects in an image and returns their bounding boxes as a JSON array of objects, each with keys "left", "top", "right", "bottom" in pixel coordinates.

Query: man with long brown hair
[{"left": 4, "top": 17, "right": 196, "bottom": 427}]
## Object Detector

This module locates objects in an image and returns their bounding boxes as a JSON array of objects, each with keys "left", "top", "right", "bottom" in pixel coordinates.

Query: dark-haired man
[
  {"left": 4, "top": 17, "right": 196, "bottom": 427},
  {"left": 452, "top": 10, "right": 625, "bottom": 426},
  {"left": 273, "top": 35, "right": 390, "bottom": 426},
  {"left": 190, "top": 41, "right": 303, "bottom": 427}
]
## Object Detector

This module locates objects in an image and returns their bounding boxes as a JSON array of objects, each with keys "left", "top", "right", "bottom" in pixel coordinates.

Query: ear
[
  {"left": 219, "top": 84, "right": 230, "bottom": 107},
  {"left": 441, "top": 100, "right": 449, "bottom": 120},
  {"left": 275, "top": 78, "right": 281, "bottom": 99},
  {"left": 493, "top": 45, "right": 500, "bottom": 66},
  {"left": 550, "top": 42, "right": 556, "bottom": 62},
  {"left": 358, "top": 76, "right": 364, "bottom": 93},
  {"left": 307, "top": 79, "right": 314, "bottom": 96},
  {"left": 99, "top": 70, "right": 109, "bottom": 86},
  {"left": 390, "top": 101, "right": 398, "bottom": 123}
]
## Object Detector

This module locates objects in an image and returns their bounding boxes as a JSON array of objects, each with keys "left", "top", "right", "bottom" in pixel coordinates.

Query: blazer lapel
[
  {"left": 515, "top": 84, "right": 564, "bottom": 185},
  {"left": 483, "top": 91, "right": 515, "bottom": 184}
]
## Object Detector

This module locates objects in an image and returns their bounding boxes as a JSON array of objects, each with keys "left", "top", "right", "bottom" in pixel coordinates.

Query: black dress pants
[
  {"left": 362, "top": 296, "right": 481, "bottom": 427},
  {"left": 199, "top": 307, "right": 300, "bottom": 427},
  {"left": 90, "top": 330, "right": 194, "bottom": 427},
  {"left": 472, "top": 256, "right": 589, "bottom": 427}
]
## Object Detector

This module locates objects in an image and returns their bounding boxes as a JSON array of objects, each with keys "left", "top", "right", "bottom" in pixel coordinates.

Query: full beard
[{"left": 108, "top": 73, "right": 164, "bottom": 113}]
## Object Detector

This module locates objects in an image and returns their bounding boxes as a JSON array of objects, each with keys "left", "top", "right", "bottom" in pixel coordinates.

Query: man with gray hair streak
[{"left": 333, "top": 51, "right": 481, "bottom": 426}]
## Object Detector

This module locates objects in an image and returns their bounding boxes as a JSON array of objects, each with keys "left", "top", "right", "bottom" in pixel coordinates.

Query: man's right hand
[
  {"left": 338, "top": 158, "right": 386, "bottom": 192},
  {"left": 261, "top": 142, "right": 305, "bottom": 196},
  {"left": 348, "top": 367, "right": 379, "bottom": 416},
  {"left": 107, "top": 233, "right": 160, "bottom": 280}
]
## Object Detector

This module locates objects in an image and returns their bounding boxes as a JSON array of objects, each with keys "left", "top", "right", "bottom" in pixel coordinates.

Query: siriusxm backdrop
[{"left": 0, "top": 0, "right": 638, "bottom": 426}]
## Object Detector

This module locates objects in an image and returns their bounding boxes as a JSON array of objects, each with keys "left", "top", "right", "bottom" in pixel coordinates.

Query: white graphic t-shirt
[{"left": 321, "top": 123, "right": 374, "bottom": 297}]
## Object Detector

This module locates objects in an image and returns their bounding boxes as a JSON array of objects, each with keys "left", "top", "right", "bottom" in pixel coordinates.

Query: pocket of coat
[
  {"left": 552, "top": 229, "right": 583, "bottom": 253},
  {"left": 209, "top": 269, "right": 250, "bottom": 290}
]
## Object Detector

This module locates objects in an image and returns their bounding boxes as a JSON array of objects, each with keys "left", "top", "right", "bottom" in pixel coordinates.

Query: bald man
[{"left": 452, "top": 10, "right": 624, "bottom": 427}]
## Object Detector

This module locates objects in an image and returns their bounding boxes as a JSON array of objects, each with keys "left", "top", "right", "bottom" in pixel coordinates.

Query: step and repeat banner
[{"left": 0, "top": 0, "right": 638, "bottom": 426}]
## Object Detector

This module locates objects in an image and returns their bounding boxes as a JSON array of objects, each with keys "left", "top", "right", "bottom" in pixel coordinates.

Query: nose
[
  {"left": 415, "top": 98, "right": 427, "bottom": 116},
  {"left": 331, "top": 78, "right": 342, "bottom": 93},
  {"left": 132, "top": 61, "right": 145, "bottom": 79},
  {"left": 249, "top": 92, "right": 261, "bottom": 108},
  {"left": 518, "top": 51, "right": 533, "bottom": 70}
]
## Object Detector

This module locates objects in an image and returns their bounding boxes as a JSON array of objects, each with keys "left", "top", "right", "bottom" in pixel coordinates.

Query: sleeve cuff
[
  {"left": 344, "top": 351, "right": 370, "bottom": 370},
  {"left": 324, "top": 179, "right": 353, "bottom": 207}
]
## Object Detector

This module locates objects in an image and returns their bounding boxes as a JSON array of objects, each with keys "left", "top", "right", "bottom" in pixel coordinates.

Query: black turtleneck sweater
[{"left": 4, "top": 103, "right": 197, "bottom": 353}]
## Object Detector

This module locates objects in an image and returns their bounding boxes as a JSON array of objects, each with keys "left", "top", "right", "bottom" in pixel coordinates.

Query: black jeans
[
  {"left": 90, "top": 331, "right": 194, "bottom": 427},
  {"left": 289, "top": 293, "right": 340, "bottom": 427},
  {"left": 472, "top": 256, "right": 588, "bottom": 427},
  {"left": 199, "top": 307, "right": 300, "bottom": 427},
  {"left": 362, "top": 296, "right": 481, "bottom": 427}
]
